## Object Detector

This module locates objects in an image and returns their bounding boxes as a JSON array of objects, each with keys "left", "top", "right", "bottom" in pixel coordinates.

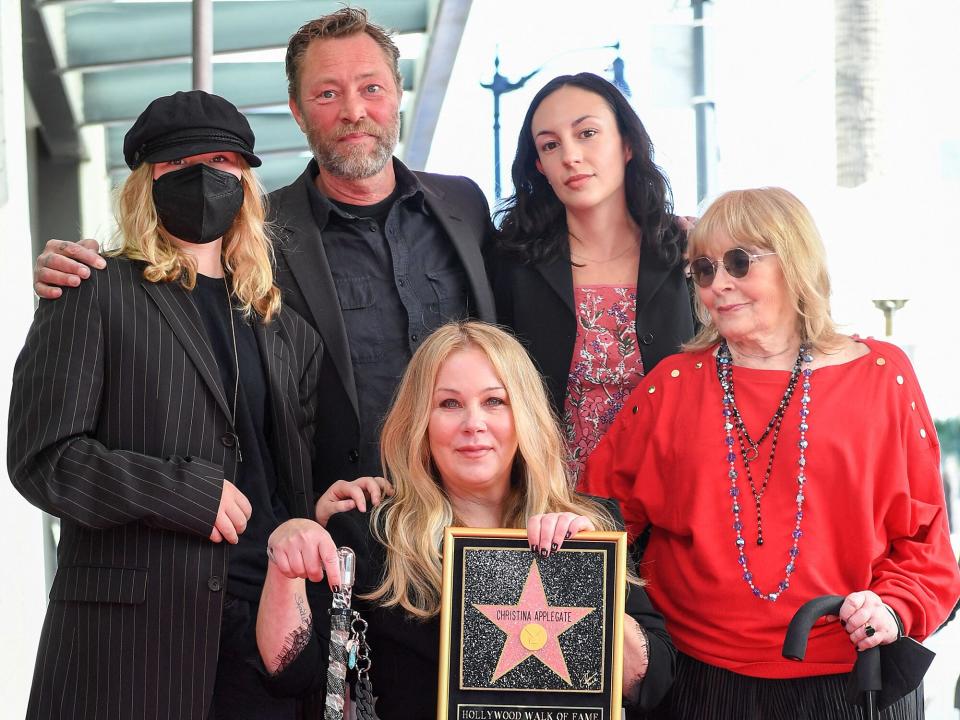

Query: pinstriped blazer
[{"left": 7, "top": 257, "right": 322, "bottom": 720}]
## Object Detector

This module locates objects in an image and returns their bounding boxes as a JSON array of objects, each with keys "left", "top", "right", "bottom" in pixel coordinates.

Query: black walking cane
[
  {"left": 784, "top": 594, "right": 935, "bottom": 720},
  {"left": 324, "top": 547, "right": 356, "bottom": 720},
  {"left": 783, "top": 595, "right": 881, "bottom": 720}
]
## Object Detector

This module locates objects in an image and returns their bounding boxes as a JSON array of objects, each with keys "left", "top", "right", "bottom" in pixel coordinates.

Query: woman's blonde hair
[
  {"left": 685, "top": 187, "right": 843, "bottom": 352},
  {"left": 109, "top": 162, "right": 281, "bottom": 322},
  {"left": 368, "top": 321, "right": 620, "bottom": 618}
]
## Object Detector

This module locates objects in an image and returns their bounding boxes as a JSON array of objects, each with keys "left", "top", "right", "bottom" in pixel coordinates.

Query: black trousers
[
  {"left": 642, "top": 653, "right": 922, "bottom": 720},
  {"left": 209, "top": 595, "right": 298, "bottom": 720}
]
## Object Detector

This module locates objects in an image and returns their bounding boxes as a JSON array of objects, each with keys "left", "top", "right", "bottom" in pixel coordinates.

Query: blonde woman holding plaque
[{"left": 257, "top": 322, "right": 676, "bottom": 719}]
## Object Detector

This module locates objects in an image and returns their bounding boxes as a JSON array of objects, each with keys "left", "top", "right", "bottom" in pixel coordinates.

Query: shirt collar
[{"left": 303, "top": 157, "right": 427, "bottom": 231}]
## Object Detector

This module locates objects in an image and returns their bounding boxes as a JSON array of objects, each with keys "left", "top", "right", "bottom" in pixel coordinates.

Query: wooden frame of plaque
[{"left": 438, "top": 527, "right": 627, "bottom": 720}]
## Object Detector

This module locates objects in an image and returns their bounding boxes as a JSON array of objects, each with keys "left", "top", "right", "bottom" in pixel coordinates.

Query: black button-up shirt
[{"left": 305, "top": 160, "right": 471, "bottom": 474}]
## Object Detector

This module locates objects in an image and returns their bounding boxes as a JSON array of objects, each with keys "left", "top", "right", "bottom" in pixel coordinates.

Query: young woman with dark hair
[{"left": 492, "top": 72, "right": 695, "bottom": 480}]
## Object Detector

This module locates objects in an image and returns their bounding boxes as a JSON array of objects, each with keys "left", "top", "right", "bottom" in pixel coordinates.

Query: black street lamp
[
  {"left": 608, "top": 42, "right": 632, "bottom": 97},
  {"left": 480, "top": 51, "right": 540, "bottom": 202}
]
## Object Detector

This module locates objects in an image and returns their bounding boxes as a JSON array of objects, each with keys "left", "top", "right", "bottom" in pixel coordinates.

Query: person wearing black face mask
[
  {"left": 152, "top": 161, "right": 245, "bottom": 244},
  {"left": 7, "top": 90, "right": 365, "bottom": 720}
]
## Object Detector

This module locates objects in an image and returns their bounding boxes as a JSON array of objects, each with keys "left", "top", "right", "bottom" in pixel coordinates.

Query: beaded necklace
[
  {"left": 722, "top": 346, "right": 803, "bottom": 545},
  {"left": 716, "top": 340, "right": 813, "bottom": 602},
  {"left": 723, "top": 348, "right": 801, "bottom": 463}
]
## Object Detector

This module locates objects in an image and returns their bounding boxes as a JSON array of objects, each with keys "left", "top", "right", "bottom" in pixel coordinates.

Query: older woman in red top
[{"left": 581, "top": 187, "right": 960, "bottom": 719}]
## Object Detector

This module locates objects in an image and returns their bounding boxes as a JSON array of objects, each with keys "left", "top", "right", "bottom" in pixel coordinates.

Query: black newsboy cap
[{"left": 123, "top": 90, "right": 261, "bottom": 170}]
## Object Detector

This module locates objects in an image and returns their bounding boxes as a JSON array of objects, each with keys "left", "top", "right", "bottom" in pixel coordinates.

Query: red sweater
[{"left": 581, "top": 338, "right": 960, "bottom": 678}]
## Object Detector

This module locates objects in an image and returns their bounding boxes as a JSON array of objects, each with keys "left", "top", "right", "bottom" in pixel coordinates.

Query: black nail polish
[
  {"left": 564, "top": 531, "right": 571, "bottom": 540},
  {"left": 332, "top": 585, "right": 340, "bottom": 594},
  {"left": 531, "top": 545, "right": 538, "bottom": 554},
  {"left": 550, "top": 542, "right": 558, "bottom": 552},
  {"left": 540, "top": 548, "right": 548, "bottom": 558}
]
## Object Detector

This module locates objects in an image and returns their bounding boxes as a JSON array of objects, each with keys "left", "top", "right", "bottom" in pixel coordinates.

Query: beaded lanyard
[{"left": 716, "top": 341, "right": 813, "bottom": 602}]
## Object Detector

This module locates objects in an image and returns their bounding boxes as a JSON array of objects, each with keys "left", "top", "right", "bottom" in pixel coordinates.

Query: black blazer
[
  {"left": 268, "top": 165, "right": 496, "bottom": 490},
  {"left": 490, "top": 246, "right": 696, "bottom": 416},
  {"left": 7, "top": 257, "right": 322, "bottom": 720}
]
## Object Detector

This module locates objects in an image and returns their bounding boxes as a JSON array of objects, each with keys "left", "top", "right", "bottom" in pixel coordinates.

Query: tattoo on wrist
[
  {"left": 272, "top": 594, "right": 313, "bottom": 675},
  {"left": 635, "top": 623, "right": 649, "bottom": 677},
  {"left": 296, "top": 594, "right": 310, "bottom": 625},
  {"left": 624, "top": 622, "right": 649, "bottom": 705}
]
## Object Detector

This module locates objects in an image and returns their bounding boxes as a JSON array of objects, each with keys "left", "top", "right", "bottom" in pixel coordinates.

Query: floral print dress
[{"left": 564, "top": 285, "right": 644, "bottom": 482}]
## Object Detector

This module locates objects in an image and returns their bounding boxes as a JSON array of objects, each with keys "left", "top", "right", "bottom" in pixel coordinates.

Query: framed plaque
[{"left": 438, "top": 527, "right": 627, "bottom": 720}]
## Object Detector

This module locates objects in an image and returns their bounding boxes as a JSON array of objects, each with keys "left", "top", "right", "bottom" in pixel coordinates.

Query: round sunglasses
[{"left": 689, "top": 248, "right": 777, "bottom": 288}]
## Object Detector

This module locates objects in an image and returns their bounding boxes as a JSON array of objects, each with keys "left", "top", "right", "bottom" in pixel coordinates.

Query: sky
[{"left": 427, "top": 0, "right": 960, "bottom": 420}]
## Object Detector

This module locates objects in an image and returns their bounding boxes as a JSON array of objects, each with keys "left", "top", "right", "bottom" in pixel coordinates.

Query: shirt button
[
  {"left": 348, "top": 449, "right": 360, "bottom": 463},
  {"left": 398, "top": 278, "right": 405, "bottom": 287},
  {"left": 207, "top": 575, "right": 223, "bottom": 592},
  {"left": 220, "top": 433, "right": 235, "bottom": 448},
  {"left": 368, "top": 223, "right": 377, "bottom": 232},
  {"left": 411, "top": 334, "right": 419, "bottom": 342},
  {"left": 640, "top": 332, "right": 655, "bottom": 345}
]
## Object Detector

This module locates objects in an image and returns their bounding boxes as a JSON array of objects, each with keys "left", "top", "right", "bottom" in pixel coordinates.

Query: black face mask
[{"left": 152, "top": 164, "right": 244, "bottom": 244}]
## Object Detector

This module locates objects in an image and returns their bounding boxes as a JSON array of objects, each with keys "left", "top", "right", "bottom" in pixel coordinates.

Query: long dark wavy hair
[{"left": 495, "top": 72, "right": 685, "bottom": 266}]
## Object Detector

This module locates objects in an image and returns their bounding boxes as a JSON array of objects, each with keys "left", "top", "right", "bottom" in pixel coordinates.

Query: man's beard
[{"left": 307, "top": 116, "right": 400, "bottom": 180}]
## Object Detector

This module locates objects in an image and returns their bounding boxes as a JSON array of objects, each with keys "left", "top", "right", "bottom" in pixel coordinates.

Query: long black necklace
[
  {"left": 716, "top": 341, "right": 803, "bottom": 546},
  {"left": 223, "top": 274, "right": 242, "bottom": 462},
  {"left": 721, "top": 345, "right": 802, "bottom": 462},
  {"left": 717, "top": 341, "right": 813, "bottom": 602}
]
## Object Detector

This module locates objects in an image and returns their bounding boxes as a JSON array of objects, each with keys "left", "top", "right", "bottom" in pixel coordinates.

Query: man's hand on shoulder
[{"left": 35, "top": 239, "right": 105, "bottom": 299}]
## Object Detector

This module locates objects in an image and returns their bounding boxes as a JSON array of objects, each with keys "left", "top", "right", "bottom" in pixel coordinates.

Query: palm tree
[{"left": 835, "top": 0, "right": 881, "bottom": 187}]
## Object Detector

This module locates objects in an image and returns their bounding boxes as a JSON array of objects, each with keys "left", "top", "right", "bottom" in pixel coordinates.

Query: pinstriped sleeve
[
  {"left": 298, "top": 328, "right": 323, "bottom": 476},
  {"left": 7, "top": 276, "right": 223, "bottom": 538}
]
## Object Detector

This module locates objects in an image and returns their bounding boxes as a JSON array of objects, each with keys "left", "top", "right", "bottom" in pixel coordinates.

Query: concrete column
[
  {"left": 0, "top": 0, "right": 49, "bottom": 712},
  {"left": 192, "top": 0, "right": 214, "bottom": 91}
]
